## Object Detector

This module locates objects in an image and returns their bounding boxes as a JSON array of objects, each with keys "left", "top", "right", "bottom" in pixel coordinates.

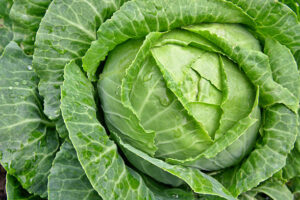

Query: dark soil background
[{"left": 0, "top": 165, "right": 6, "bottom": 200}]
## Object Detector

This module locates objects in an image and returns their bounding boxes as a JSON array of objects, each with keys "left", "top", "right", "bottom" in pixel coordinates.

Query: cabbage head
[{"left": 0, "top": 0, "right": 300, "bottom": 200}]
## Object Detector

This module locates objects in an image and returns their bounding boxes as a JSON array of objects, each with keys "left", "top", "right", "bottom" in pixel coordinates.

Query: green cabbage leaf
[{"left": 0, "top": 0, "right": 299, "bottom": 200}]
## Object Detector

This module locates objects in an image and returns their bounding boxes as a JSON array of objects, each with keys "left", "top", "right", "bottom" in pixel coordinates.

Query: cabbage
[{"left": 0, "top": 0, "right": 299, "bottom": 199}]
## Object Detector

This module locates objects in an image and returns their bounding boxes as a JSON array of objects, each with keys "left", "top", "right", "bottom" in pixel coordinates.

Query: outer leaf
[
  {"left": 283, "top": 142, "right": 300, "bottom": 179},
  {"left": 113, "top": 133, "right": 236, "bottom": 200},
  {"left": 238, "top": 191, "right": 257, "bottom": 200},
  {"left": 61, "top": 60, "right": 155, "bottom": 200},
  {"left": 279, "top": 0, "right": 300, "bottom": 21},
  {"left": 0, "top": 27, "right": 13, "bottom": 54},
  {"left": 283, "top": 111, "right": 300, "bottom": 179},
  {"left": 0, "top": 0, "right": 12, "bottom": 18},
  {"left": 288, "top": 177, "right": 300, "bottom": 196},
  {"left": 50, "top": 122, "right": 195, "bottom": 200},
  {"left": 265, "top": 37, "right": 300, "bottom": 180},
  {"left": 235, "top": 0, "right": 300, "bottom": 47},
  {"left": 252, "top": 178, "right": 293, "bottom": 200},
  {"left": 239, "top": 177, "right": 295, "bottom": 200},
  {"left": 55, "top": 115, "right": 69, "bottom": 139},
  {"left": 0, "top": 0, "right": 13, "bottom": 54},
  {"left": 33, "top": 0, "right": 127, "bottom": 119},
  {"left": 141, "top": 175, "right": 196, "bottom": 200},
  {"left": 6, "top": 174, "right": 42, "bottom": 200},
  {"left": 226, "top": 0, "right": 300, "bottom": 67},
  {"left": 0, "top": 42, "right": 59, "bottom": 197},
  {"left": 217, "top": 105, "right": 298, "bottom": 196},
  {"left": 0, "top": 0, "right": 12, "bottom": 27},
  {"left": 264, "top": 38, "right": 300, "bottom": 100},
  {"left": 48, "top": 141, "right": 101, "bottom": 200},
  {"left": 9, "top": 0, "right": 52, "bottom": 54}
]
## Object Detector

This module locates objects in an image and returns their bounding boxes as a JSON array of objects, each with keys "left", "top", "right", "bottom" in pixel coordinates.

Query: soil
[{"left": 0, "top": 165, "right": 6, "bottom": 200}]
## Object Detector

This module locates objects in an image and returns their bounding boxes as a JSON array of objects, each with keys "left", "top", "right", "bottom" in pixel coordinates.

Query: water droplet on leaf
[
  {"left": 27, "top": 65, "right": 32, "bottom": 70},
  {"left": 159, "top": 96, "right": 171, "bottom": 106}
]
